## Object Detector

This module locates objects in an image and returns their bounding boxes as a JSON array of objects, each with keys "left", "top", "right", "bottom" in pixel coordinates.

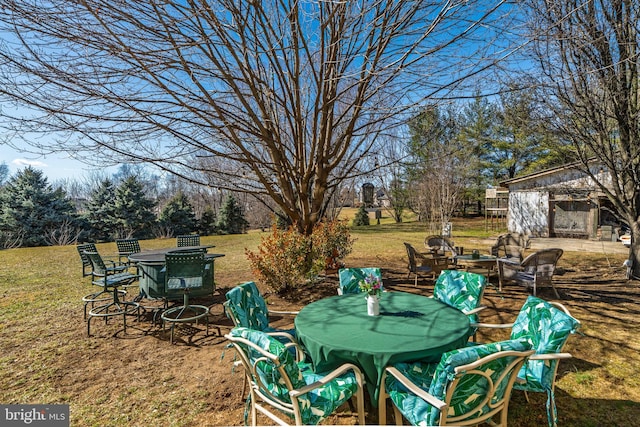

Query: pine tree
[
  {"left": 216, "top": 195, "right": 249, "bottom": 234},
  {"left": 83, "top": 178, "right": 119, "bottom": 241},
  {"left": 198, "top": 206, "right": 217, "bottom": 236},
  {"left": 352, "top": 204, "right": 370, "bottom": 226},
  {"left": 0, "top": 166, "right": 77, "bottom": 247},
  {"left": 159, "top": 191, "right": 197, "bottom": 236},
  {"left": 113, "top": 176, "right": 156, "bottom": 239}
]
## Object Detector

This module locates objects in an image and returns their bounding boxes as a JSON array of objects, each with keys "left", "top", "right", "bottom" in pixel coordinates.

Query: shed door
[{"left": 551, "top": 201, "right": 589, "bottom": 238}]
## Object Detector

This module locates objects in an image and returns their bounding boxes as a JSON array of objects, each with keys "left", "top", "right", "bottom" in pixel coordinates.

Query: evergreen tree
[
  {"left": 198, "top": 206, "right": 217, "bottom": 236},
  {"left": 0, "top": 166, "right": 77, "bottom": 247},
  {"left": 159, "top": 191, "right": 197, "bottom": 236},
  {"left": 216, "top": 195, "right": 248, "bottom": 234},
  {"left": 352, "top": 205, "right": 370, "bottom": 226},
  {"left": 113, "top": 176, "right": 156, "bottom": 239},
  {"left": 83, "top": 178, "right": 119, "bottom": 241}
]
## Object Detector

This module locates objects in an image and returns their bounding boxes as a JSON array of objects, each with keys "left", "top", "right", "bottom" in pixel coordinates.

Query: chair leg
[
  {"left": 355, "top": 380, "right": 365, "bottom": 425},
  {"left": 392, "top": 404, "right": 403, "bottom": 425},
  {"left": 550, "top": 282, "right": 560, "bottom": 299},
  {"left": 546, "top": 389, "right": 558, "bottom": 427},
  {"left": 378, "top": 380, "right": 387, "bottom": 425}
]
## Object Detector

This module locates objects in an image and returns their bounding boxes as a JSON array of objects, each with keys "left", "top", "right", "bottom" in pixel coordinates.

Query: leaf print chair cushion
[
  {"left": 224, "top": 281, "right": 297, "bottom": 340},
  {"left": 433, "top": 270, "right": 487, "bottom": 324},
  {"left": 226, "top": 327, "right": 365, "bottom": 426},
  {"left": 338, "top": 267, "right": 382, "bottom": 295},
  {"left": 509, "top": 296, "right": 581, "bottom": 427},
  {"left": 380, "top": 339, "right": 533, "bottom": 426}
]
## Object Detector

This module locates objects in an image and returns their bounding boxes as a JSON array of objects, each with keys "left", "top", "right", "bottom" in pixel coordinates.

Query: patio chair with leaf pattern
[
  {"left": 470, "top": 295, "right": 581, "bottom": 427},
  {"left": 432, "top": 269, "right": 487, "bottom": 340},
  {"left": 225, "top": 327, "right": 365, "bottom": 426},
  {"left": 379, "top": 339, "right": 534, "bottom": 426}
]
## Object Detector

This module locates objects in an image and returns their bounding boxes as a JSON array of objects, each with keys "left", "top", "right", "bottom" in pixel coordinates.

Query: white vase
[{"left": 367, "top": 295, "right": 380, "bottom": 316}]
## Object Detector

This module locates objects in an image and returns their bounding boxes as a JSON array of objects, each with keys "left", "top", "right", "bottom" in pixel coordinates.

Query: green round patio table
[{"left": 294, "top": 291, "right": 471, "bottom": 405}]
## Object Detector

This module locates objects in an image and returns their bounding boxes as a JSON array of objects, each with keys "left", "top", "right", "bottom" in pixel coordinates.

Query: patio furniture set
[
  {"left": 77, "top": 234, "right": 224, "bottom": 343},
  {"left": 78, "top": 231, "right": 575, "bottom": 426},
  {"left": 224, "top": 263, "right": 579, "bottom": 427},
  {"left": 405, "top": 233, "right": 564, "bottom": 298}
]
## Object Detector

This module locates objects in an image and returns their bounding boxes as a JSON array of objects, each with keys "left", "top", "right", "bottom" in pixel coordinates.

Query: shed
[{"left": 501, "top": 163, "right": 618, "bottom": 240}]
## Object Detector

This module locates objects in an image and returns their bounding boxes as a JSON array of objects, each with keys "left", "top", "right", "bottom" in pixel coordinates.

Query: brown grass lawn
[{"left": 1, "top": 216, "right": 639, "bottom": 426}]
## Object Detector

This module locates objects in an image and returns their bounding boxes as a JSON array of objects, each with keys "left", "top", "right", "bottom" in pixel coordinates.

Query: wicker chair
[
  {"left": 497, "top": 248, "right": 564, "bottom": 297},
  {"left": 404, "top": 243, "right": 436, "bottom": 286}
]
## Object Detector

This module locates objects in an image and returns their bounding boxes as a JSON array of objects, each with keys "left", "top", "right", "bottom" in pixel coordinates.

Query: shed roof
[{"left": 499, "top": 161, "right": 585, "bottom": 187}]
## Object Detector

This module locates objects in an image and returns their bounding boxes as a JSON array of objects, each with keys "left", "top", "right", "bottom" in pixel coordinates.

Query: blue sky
[{"left": 1, "top": 144, "right": 99, "bottom": 183}]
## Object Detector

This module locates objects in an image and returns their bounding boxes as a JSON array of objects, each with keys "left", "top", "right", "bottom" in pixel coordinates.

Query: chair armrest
[
  {"left": 497, "top": 258, "right": 523, "bottom": 269},
  {"left": 103, "top": 257, "right": 126, "bottom": 266},
  {"left": 383, "top": 366, "right": 446, "bottom": 410},
  {"left": 105, "top": 265, "right": 130, "bottom": 274},
  {"left": 290, "top": 363, "right": 365, "bottom": 397},
  {"left": 529, "top": 352, "right": 573, "bottom": 361},
  {"left": 469, "top": 322, "right": 514, "bottom": 329},
  {"left": 269, "top": 309, "right": 299, "bottom": 316},
  {"left": 264, "top": 331, "right": 305, "bottom": 361},
  {"left": 463, "top": 306, "right": 487, "bottom": 316}
]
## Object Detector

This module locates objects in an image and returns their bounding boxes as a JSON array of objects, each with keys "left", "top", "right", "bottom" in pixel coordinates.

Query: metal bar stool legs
[
  {"left": 87, "top": 287, "right": 140, "bottom": 336},
  {"left": 160, "top": 291, "right": 209, "bottom": 344}
]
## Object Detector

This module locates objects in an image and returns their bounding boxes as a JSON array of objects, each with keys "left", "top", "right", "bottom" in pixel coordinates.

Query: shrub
[
  {"left": 245, "top": 224, "right": 311, "bottom": 293},
  {"left": 353, "top": 205, "right": 370, "bottom": 226},
  {"left": 311, "top": 220, "right": 354, "bottom": 270},
  {"left": 246, "top": 220, "right": 354, "bottom": 294}
]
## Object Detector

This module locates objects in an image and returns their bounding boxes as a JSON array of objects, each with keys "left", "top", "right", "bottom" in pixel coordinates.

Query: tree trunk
[{"left": 629, "top": 223, "right": 640, "bottom": 279}]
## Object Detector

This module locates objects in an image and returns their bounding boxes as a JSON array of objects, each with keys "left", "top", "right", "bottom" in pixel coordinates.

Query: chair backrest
[
  {"left": 116, "top": 238, "right": 140, "bottom": 256},
  {"left": 491, "top": 232, "right": 531, "bottom": 258},
  {"left": 224, "top": 282, "right": 270, "bottom": 331},
  {"left": 424, "top": 235, "right": 457, "bottom": 257},
  {"left": 164, "top": 250, "right": 207, "bottom": 292},
  {"left": 433, "top": 270, "right": 487, "bottom": 323},
  {"left": 403, "top": 242, "right": 418, "bottom": 273},
  {"left": 521, "top": 248, "right": 563, "bottom": 284},
  {"left": 509, "top": 296, "right": 580, "bottom": 391},
  {"left": 338, "top": 267, "right": 382, "bottom": 295},
  {"left": 83, "top": 250, "right": 108, "bottom": 276},
  {"left": 176, "top": 234, "right": 200, "bottom": 247},
  {"left": 426, "top": 339, "right": 533, "bottom": 426},
  {"left": 77, "top": 243, "right": 97, "bottom": 276}
]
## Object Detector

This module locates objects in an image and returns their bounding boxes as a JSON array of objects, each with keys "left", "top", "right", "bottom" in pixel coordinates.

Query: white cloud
[{"left": 11, "top": 158, "right": 48, "bottom": 169}]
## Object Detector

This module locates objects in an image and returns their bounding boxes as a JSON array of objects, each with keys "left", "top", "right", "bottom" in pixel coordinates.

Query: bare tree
[
  {"left": 372, "top": 136, "right": 410, "bottom": 223},
  {"left": 407, "top": 106, "right": 474, "bottom": 232},
  {"left": 524, "top": 0, "right": 640, "bottom": 276},
  {"left": 0, "top": 0, "right": 516, "bottom": 234}
]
